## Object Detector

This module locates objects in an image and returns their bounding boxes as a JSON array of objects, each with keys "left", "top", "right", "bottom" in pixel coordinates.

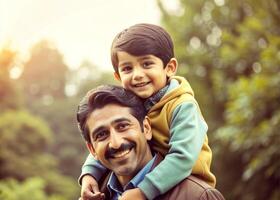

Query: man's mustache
[{"left": 105, "top": 142, "right": 135, "bottom": 159}]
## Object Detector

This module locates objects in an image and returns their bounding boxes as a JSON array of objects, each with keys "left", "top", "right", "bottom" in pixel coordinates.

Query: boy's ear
[
  {"left": 143, "top": 116, "right": 152, "bottom": 141},
  {"left": 86, "top": 142, "right": 98, "bottom": 159},
  {"left": 114, "top": 72, "right": 121, "bottom": 82},
  {"left": 165, "top": 58, "right": 178, "bottom": 78}
]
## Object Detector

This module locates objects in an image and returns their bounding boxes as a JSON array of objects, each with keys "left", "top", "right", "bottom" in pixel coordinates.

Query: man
[{"left": 77, "top": 85, "right": 225, "bottom": 200}]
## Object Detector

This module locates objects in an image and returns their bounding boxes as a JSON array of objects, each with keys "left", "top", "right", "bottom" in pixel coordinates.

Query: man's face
[
  {"left": 115, "top": 51, "right": 176, "bottom": 99},
  {"left": 86, "top": 104, "right": 152, "bottom": 186}
]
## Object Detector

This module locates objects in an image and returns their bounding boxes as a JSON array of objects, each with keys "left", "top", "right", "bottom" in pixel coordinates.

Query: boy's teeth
[
  {"left": 135, "top": 82, "right": 147, "bottom": 87},
  {"left": 113, "top": 149, "right": 130, "bottom": 158}
]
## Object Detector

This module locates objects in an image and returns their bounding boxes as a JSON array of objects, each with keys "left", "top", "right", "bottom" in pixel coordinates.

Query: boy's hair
[
  {"left": 76, "top": 85, "right": 147, "bottom": 143},
  {"left": 111, "top": 23, "right": 174, "bottom": 73}
]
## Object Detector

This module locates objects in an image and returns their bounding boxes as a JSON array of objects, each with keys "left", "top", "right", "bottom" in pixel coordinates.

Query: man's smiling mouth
[
  {"left": 111, "top": 149, "right": 131, "bottom": 158},
  {"left": 106, "top": 142, "right": 135, "bottom": 159}
]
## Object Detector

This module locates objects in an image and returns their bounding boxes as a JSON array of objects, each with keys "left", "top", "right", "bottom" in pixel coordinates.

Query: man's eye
[
  {"left": 117, "top": 123, "right": 129, "bottom": 130},
  {"left": 95, "top": 131, "right": 108, "bottom": 141}
]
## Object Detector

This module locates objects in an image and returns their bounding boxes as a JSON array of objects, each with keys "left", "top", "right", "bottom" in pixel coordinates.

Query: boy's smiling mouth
[{"left": 133, "top": 81, "right": 151, "bottom": 88}]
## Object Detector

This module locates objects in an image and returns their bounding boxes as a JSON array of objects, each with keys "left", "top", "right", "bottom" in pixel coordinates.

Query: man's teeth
[{"left": 113, "top": 149, "right": 130, "bottom": 158}]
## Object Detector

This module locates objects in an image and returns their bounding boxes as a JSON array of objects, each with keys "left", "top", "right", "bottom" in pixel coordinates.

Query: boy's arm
[
  {"left": 138, "top": 102, "right": 207, "bottom": 200},
  {"left": 79, "top": 153, "right": 108, "bottom": 185},
  {"left": 79, "top": 154, "right": 108, "bottom": 200}
]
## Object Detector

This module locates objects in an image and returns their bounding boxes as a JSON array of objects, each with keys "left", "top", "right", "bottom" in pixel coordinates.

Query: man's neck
[
  {"left": 116, "top": 153, "right": 153, "bottom": 188},
  {"left": 107, "top": 155, "right": 157, "bottom": 200}
]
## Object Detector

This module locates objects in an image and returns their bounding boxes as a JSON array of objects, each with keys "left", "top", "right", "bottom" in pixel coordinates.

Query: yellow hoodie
[{"left": 140, "top": 76, "right": 216, "bottom": 195}]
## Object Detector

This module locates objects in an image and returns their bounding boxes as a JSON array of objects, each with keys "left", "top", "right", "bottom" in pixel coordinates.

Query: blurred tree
[
  {"left": 27, "top": 96, "right": 87, "bottom": 178},
  {"left": 0, "top": 47, "right": 22, "bottom": 111},
  {"left": 0, "top": 177, "right": 78, "bottom": 200},
  {"left": 0, "top": 178, "right": 51, "bottom": 200},
  {"left": 22, "top": 58, "right": 117, "bottom": 178},
  {"left": 0, "top": 110, "right": 79, "bottom": 199},
  {"left": 76, "top": 71, "right": 118, "bottom": 97},
  {"left": 0, "top": 110, "right": 55, "bottom": 180},
  {"left": 20, "top": 40, "right": 68, "bottom": 101},
  {"left": 67, "top": 59, "right": 118, "bottom": 97},
  {"left": 157, "top": 0, "right": 280, "bottom": 199}
]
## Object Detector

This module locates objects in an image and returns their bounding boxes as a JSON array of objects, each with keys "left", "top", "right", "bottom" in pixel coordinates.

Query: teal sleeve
[
  {"left": 138, "top": 102, "right": 208, "bottom": 199},
  {"left": 78, "top": 153, "right": 108, "bottom": 185}
]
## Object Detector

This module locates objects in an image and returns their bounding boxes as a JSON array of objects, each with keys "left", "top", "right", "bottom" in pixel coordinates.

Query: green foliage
[
  {"left": 0, "top": 40, "right": 118, "bottom": 200},
  {"left": 0, "top": 75, "right": 22, "bottom": 112},
  {"left": 0, "top": 110, "right": 55, "bottom": 180},
  {"left": 0, "top": 177, "right": 77, "bottom": 200},
  {"left": 216, "top": 72, "right": 280, "bottom": 199},
  {"left": 26, "top": 96, "right": 88, "bottom": 178},
  {"left": 0, "top": 178, "right": 49, "bottom": 200},
  {"left": 157, "top": 0, "right": 280, "bottom": 199},
  {"left": 42, "top": 172, "right": 79, "bottom": 200},
  {"left": 0, "top": 31, "right": 118, "bottom": 200}
]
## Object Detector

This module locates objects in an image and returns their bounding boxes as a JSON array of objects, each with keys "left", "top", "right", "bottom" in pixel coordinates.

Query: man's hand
[
  {"left": 80, "top": 175, "right": 105, "bottom": 200},
  {"left": 119, "top": 188, "right": 146, "bottom": 200}
]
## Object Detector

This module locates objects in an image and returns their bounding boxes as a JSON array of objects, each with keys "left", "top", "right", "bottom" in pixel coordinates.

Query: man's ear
[
  {"left": 114, "top": 72, "right": 121, "bottom": 82},
  {"left": 165, "top": 58, "right": 178, "bottom": 78},
  {"left": 86, "top": 142, "right": 98, "bottom": 159},
  {"left": 143, "top": 116, "right": 152, "bottom": 141}
]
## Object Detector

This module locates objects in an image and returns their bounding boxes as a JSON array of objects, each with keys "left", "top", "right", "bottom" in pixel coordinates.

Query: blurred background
[{"left": 0, "top": 0, "right": 279, "bottom": 199}]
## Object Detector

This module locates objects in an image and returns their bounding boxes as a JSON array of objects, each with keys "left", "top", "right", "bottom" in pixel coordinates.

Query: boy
[{"left": 79, "top": 23, "right": 216, "bottom": 200}]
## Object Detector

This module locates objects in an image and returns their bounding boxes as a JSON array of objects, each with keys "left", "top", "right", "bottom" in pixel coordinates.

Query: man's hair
[
  {"left": 76, "top": 85, "right": 147, "bottom": 142},
  {"left": 111, "top": 23, "right": 174, "bottom": 73}
]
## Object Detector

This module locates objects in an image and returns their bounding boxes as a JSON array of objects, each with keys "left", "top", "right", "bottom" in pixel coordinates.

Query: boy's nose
[{"left": 132, "top": 68, "right": 145, "bottom": 80}]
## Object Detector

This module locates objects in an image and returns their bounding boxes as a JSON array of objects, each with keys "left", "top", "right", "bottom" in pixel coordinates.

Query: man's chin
[{"left": 114, "top": 165, "right": 136, "bottom": 177}]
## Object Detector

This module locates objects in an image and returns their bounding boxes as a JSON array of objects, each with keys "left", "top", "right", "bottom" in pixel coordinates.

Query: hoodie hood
[{"left": 148, "top": 76, "right": 194, "bottom": 113}]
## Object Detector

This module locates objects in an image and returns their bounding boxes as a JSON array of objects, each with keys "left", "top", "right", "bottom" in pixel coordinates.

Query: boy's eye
[
  {"left": 120, "top": 66, "right": 132, "bottom": 73},
  {"left": 142, "top": 61, "right": 153, "bottom": 68},
  {"left": 94, "top": 130, "right": 109, "bottom": 141}
]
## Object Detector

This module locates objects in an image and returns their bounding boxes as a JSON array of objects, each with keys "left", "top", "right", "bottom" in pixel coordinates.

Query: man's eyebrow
[{"left": 113, "top": 118, "right": 131, "bottom": 124}]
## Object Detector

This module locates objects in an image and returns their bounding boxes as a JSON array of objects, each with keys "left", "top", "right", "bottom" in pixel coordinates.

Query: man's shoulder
[{"left": 156, "top": 175, "right": 225, "bottom": 200}]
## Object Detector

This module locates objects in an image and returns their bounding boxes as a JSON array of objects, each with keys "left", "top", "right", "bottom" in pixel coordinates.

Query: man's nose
[{"left": 108, "top": 131, "right": 122, "bottom": 149}]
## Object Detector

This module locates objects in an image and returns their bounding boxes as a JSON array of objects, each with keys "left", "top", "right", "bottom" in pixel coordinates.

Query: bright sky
[{"left": 0, "top": 0, "right": 160, "bottom": 71}]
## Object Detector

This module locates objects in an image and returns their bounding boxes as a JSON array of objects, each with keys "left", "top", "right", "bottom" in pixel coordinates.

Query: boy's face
[{"left": 115, "top": 51, "right": 176, "bottom": 99}]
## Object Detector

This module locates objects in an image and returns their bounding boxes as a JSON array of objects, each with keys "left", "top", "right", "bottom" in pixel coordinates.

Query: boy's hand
[
  {"left": 80, "top": 175, "right": 105, "bottom": 200},
  {"left": 119, "top": 188, "right": 146, "bottom": 200},
  {"left": 79, "top": 192, "right": 104, "bottom": 200}
]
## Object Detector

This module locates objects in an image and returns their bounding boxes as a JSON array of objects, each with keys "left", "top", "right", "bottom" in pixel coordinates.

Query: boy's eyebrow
[
  {"left": 138, "top": 55, "right": 153, "bottom": 60},
  {"left": 118, "top": 61, "right": 131, "bottom": 66},
  {"left": 119, "top": 55, "right": 153, "bottom": 66}
]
